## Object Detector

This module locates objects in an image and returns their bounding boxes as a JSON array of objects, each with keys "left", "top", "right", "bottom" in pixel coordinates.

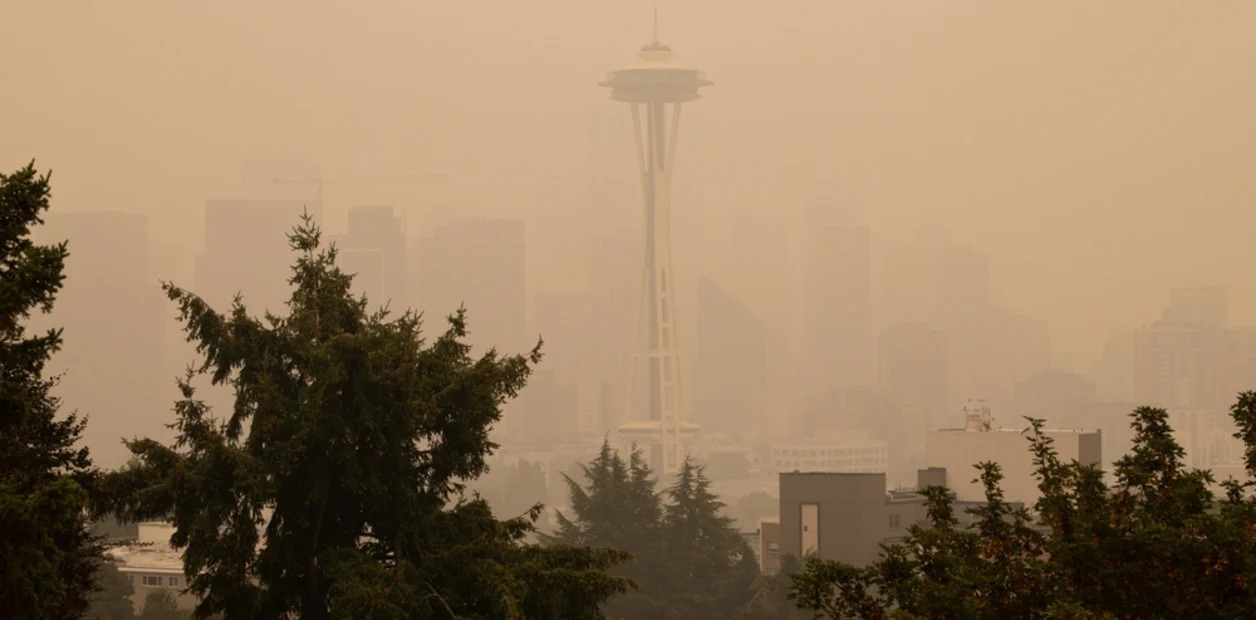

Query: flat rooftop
[{"left": 934, "top": 427, "right": 1100, "bottom": 434}]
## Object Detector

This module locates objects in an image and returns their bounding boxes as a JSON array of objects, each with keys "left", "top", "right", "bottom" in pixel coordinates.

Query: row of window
[
  {"left": 137, "top": 574, "right": 181, "bottom": 588},
  {"left": 771, "top": 447, "right": 887, "bottom": 458},
  {"left": 773, "top": 459, "right": 886, "bottom": 470}
]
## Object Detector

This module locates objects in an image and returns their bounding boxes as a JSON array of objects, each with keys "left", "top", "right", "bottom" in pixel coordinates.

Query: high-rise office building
[
  {"left": 413, "top": 218, "right": 527, "bottom": 356},
  {"left": 196, "top": 200, "right": 324, "bottom": 315},
  {"left": 1134, "top": 288, "right": 1233, "bottom": 411},
  {"left": 878, "top": 323, "right": 948, "bottom": 432},
  {"left": 692, "top": 275, "right": 768, "bottom": 438},
  {"left": 37, "top": 212, "right": 166, "bottom": 467},
  {"left": 532, "top": 289, "right": 596, "bottom": 382},
  {"left": 934, "top": 245, "right": 992, "bottom": 327},
  {"left": 800, "top": 225, "right": 872, "bottom": 393},
  {"left": 336, "top": 206, "right": 407, "bottom": 308}
]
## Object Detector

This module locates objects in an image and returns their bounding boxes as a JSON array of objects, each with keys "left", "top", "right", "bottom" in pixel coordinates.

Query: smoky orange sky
[{"left": 3, "top": 1, "right": 1254, "bottom": 371}]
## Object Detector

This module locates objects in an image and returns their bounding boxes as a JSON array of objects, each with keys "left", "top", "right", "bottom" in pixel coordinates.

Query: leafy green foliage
[
  {"left": 551, "top": 443, "right": 766, "bottom": 618},
  {"left": 96, "top": 213, "right": 629, "bottom": 618},
  {"left": 790, "top": 395, "right": 1256, "bottom": 618},
  {"left": 0, "top": 162, "right": 101, "bottom": 618}
]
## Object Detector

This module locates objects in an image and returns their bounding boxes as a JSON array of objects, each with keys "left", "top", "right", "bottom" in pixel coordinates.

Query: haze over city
[{"left": 4, "top": 4, "right": 1256, "bottom": 617}]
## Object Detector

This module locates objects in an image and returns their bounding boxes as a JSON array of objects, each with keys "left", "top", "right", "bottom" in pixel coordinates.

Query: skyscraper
[
  {"left": 692, "top": 276, "right": 767, "bottom": 438},
  {"left": 413, "top": 218, "right": 527, "bottom": 356},
  {"left": 800, "top": 225, "right": 872, "bottom": 393},
  {"left": 878, "top": 323, "right": 949, "bottom": 428},
  {"left": 337, "top": 205, "right": 407, "bottom": 308},
  {"left": 37, "top": 212, "right": 165, "bottom": 467},
  {"left": 196, "top": 199, "right": 323, "bottom": 314}
]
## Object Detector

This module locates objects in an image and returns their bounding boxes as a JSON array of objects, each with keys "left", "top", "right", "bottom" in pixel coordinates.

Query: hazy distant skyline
[{"left": 5, "top": 1, "right": 1255, "bottom": 370}]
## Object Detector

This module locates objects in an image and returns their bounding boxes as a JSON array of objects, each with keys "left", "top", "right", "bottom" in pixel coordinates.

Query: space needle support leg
[
  {"left": 624, "top": 103, "right": 652, "bottom": 431},
  {"left": 664, "top": 101, "right": 684, "bottom": 463}
]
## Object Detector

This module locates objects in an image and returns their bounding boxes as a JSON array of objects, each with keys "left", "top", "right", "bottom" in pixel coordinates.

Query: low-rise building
[
  {"left": 105, "top": 522, "right": 197, "bottom": 613},
  {"left": 757, "top": 517, "right": 781, "bottom": 574},
  {"left": 779, "top": 472, "right": 928, "bottom": 567},
  {"left": 926, "top": 404, "right": 1101, "bottom": 504},
  {"left": 778, "top": 468, "right": 1028, "bottom": 568},
  {"left": 766, "top": 432, "right": 888, "bottom": 475}
]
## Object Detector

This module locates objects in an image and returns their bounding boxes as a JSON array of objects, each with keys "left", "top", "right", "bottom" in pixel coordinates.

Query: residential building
[
  {"left": 757, "top": 517, "right": 781, "bottom": 574},
  {"left": 778, "top": 472, "right": 928, "bottom": 567},
  {"left": 778, "top": 468, "right": 1028, "bottom": 568},
  {"left": 106, "top": 522, "right": 197, "bottom": 613},
  {"left": 766, "top": 432, "right": 888, "bottom": 475},
  {"left": 925, "top": 405, "right": 1101, "bottom": 505}
]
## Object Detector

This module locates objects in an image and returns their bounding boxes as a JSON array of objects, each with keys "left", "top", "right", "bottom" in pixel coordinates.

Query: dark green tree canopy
[
  {"left": 0, "top": 162, "right": 100, "bottom": 619},
  {"left": 791, "top": 395, "right": 1256, "bottom": 619},
  {"left": 98, "top": 213, "right": 627, "bottom": 619},
  {"left": 552, "top": 444, "right": 767, "bottom": 619},
  {"left": 86, "top": 558, "right": 136, "bottom": 620}
]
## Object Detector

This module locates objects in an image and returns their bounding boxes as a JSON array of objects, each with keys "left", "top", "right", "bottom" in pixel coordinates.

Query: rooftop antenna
[{"left": 653, "top": 6, "right": 659, "bottom": 44}]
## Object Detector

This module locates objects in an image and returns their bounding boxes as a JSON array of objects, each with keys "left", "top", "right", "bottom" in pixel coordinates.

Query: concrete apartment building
[
  {"left": 106, "top": 522, "right": 197, "bottom": 613},
  {"left": 778, "top": 407, "right": 1089, "bottom": 568},
  {"left": 777, "top": 469, "right": 1034, "bottom": 568},
  {"left": 925, "top": 404, "right": 1101, "bottom": 505},
  {"left": 779, "top": 472, "right": 928, "bottom": 567}
]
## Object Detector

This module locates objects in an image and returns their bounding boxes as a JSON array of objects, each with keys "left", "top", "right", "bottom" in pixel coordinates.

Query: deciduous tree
[{"left": 790, "top": 395, "right": 1256, "bottom": 618}]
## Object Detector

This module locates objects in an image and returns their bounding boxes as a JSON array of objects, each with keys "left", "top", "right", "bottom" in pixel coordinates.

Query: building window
[
  {"left": 169, "top": 576, "right": 180, "bottom": 587},
  {"left": 142, "top": 575, "right": 162, "bottom": 587},
  {"left": 889, "top": 513, "right": 901, "bottom": 531}
]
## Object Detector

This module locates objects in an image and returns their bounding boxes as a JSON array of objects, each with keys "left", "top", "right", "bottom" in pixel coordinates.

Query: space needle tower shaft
[{"left": 601, "top": 19, "right": 711, "bottom": 474}]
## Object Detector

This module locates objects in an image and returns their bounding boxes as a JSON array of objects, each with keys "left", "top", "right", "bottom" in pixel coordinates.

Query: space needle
[{"left": 601, "top": 18, "right": 711, "bottom": 474}]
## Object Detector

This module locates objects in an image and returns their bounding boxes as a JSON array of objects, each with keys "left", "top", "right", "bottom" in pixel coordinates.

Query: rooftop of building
[
  {"left": 105, "top": 543, "right": 184, "bottom": 573},
  {"left": 933, "top": 426, "right": 1100, "bottom": 435}
]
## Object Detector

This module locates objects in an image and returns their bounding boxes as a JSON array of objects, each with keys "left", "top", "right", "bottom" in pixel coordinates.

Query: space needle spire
[{"left": 600, "top": 19, "right": 712, "bottom": 474}]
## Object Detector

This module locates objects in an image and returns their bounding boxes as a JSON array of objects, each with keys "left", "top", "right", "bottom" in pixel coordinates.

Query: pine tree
[
  {"left": 97, "top": 213, "right": 628, "bottom": 618},
  {"left": 658, "top": 456, "right": 760, "bottom": 617},
  {"left": 0, "top": 162, "right": 101, "bottom": 618},
  {"left": 86, "top": 558, "right": 136, "bottom": 619},
  {"left": 551, "top": 439, "right": 662, "bottom": 554},
  {"left": 553, "top": 447, "right": 771, "bottom": 618}
]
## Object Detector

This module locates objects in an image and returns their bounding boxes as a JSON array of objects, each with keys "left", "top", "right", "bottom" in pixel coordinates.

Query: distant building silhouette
[
  {"left": 38, "top": 212, "right": 166, "bottom": 468},
  {"left": 1132, "top": 287, "right": 1256, "bottom": 468},
  {"left": 799, "top": 225, "right": 872, "bottom": 394},
  {"left": 334, "top": 205, "right": 407, "bottom": 308},
  {"left": 195, "top": 199, "right": 323, "bottom": 315},
  {"left": 878, "top": 323, "right": 949, "bottom": 427},
  {"left": 692, "top": 275, "right": 768, "bottom": 438},
  {"left": 413, "top": 217, "right": 527, "bottom": 356}
]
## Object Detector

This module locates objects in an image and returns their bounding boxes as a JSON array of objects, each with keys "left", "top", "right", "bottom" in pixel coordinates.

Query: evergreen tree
[
  {"left": 790, "top": 394, "right": 1256, "bottom": 618},
  {"left": 97, "top": 214, "right": 628, "bottom": 619},
  {"left": 548, "top": 439, "right": 669, "bottom": 618},
  {"left": 657, "top": 456, "right": 760, "bottom": 618},
  {"left": 553, "top": 446, "right": 771, "bottom": 618},
  {"left": 86, "top": 558, "right": 136, "bottom": 619},
  {"left": 0, "top": 162, "right": 101, "bottom": 618},
  {"left": 138, "top": 589, "right": 189, "bottom": 620}
]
